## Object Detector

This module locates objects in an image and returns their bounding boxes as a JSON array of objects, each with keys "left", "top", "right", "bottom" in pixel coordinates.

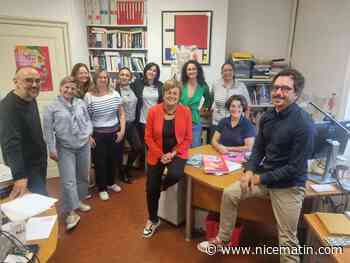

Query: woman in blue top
[{"left": 212, "top": 95, "right": 256, "bottom": 154}]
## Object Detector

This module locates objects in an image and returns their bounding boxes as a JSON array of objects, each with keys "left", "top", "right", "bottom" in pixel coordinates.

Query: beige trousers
[{"left": 218, "top": 181, "right": 305, "bottom": 263}]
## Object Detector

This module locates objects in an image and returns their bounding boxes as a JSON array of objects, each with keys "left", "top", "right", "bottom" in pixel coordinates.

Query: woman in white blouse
[{"left": 210, "top": 62, "right": 251, "bottom": 140}]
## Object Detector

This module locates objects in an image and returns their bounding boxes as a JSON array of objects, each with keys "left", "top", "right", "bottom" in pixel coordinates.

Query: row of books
[
  {"left": 89, "top": 51, "right": 146, "bottom": 72},
  {"left": 247, "top": 84, "right": 271, "bottom": 105},
  {"left": 85, "top": 0, "right": 146, "bottom": 25},
  {"left": 88, "top": 27, "right": 147, "bottom": 49}
]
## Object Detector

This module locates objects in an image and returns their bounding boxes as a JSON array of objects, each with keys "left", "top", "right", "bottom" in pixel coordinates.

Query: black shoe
[{"left": 122, "top": 176, "right": 132, "bottom": 184}]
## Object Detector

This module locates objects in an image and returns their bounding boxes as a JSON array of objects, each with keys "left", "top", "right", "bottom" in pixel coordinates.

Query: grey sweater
[{"left": 43, "top": 96, "right": 93, "bottom": 153}]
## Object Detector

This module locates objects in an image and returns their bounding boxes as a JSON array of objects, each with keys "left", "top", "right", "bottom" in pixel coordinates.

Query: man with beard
[
  {"left": 198, "top": 68, "right": 315, "bottom": 263},
  {"left": 0, "top": 67, "right": 48, "bottom": 198}
]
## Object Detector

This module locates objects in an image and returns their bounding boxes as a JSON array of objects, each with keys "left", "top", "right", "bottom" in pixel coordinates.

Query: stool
[{"left": 158, "top": 169, "right": 186, "bottom": 226}]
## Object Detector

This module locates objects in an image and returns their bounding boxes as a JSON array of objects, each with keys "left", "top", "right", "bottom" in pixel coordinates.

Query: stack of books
[
  {"left": 89, "top": 51, "right": 146, "bottom": 72},
  {"left": 85, "top": 0, "right": 146, "bottom": 25},
  {"left": 88, "top": 27, "right": 147, "bottom": 49}
]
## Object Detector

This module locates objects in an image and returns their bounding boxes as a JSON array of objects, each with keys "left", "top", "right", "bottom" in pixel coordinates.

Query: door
[{"left": 0, "top": 16, "right": 72, "bottom": 178}]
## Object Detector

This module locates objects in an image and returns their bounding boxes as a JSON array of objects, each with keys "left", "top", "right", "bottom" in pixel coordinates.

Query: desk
[
  {"left": 304, "top": 214, "right": 350, "bottom": 263},
  {"left": 1, "top": 198, "right": 58, "bottom": 263},
  {"left": 185, "top": 145, "right": 344, "bottom": 241}
]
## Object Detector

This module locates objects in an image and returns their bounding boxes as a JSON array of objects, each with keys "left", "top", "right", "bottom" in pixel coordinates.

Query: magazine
[{"left": 202, "top": 155, "right": 229, "bottom": 175}]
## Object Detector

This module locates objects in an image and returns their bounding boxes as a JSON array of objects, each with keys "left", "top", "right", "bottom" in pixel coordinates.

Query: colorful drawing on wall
[
  {"left": 162, "top": 10, "right": 213, "bottom": 65},
  {"left": 14, "top": 46, "right": 53, "bottom": 91}
]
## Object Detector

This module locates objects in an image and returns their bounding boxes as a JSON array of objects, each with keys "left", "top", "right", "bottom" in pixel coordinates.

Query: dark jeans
[
  {"left": 146, "top": 156, "right": 186, "bottom": 222},
  {"left": 124, "top": 122, "right": 143, "bottom": 167},
  {"left": 27, "top": 160, "right": 48, "bottom": 196},
  {"left": 93, "top": 131, "right": 123, "bottom": 191},
  {"left": 137, "top": 123, "right": 146, "bottom": 165}
]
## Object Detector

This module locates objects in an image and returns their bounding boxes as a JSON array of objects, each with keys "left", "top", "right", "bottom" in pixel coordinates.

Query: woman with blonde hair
[
  {"left": 85, "top": 70, "right": 126, "bottom": 201},
  {"left": 143, "top": 79, "right": 192, "bottom": 238},
  {"left": 43, "top": 76, "right": 93, "bottom": 230}
]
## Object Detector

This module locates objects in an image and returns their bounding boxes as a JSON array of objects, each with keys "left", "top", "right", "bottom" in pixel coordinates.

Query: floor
[{"left": 47, "top": 169, "right": 280, "bottom": 263}]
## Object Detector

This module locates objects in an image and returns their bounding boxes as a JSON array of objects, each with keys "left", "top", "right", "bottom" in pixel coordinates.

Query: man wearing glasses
[
  {"left": 198, "top": 68, "right": 315, "bottom": 262},
  {"left": 0, "top": 66, "right": 48, "bottom": 199}
]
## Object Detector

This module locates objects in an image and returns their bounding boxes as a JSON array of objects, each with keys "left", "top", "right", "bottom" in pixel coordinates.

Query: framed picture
[{"left": 161, "top": 10, "right": 213, "bottom": 65}]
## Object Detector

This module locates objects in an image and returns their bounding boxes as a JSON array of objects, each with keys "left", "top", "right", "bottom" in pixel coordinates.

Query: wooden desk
[
  {"left": 185, "top": 145, "right": 345, "bottom": 241},
  {"left": 304, "top": 214, "right": 350, "bottom": 263},
  {"left": 1, "top": 198, "right": 58, "bottom": 263}
]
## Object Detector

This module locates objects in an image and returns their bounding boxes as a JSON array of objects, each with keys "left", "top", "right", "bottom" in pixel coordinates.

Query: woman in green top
[{"left": 180, "top": 60, "right": 211, "bottom": 147}]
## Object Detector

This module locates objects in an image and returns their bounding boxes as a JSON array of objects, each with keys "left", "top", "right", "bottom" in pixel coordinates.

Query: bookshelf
[
  {"left": 84, "top": 0, "right": 147, "bottom": 75},
  {"left": 238, "top": 78, "right": 273, "bottom": 126}
]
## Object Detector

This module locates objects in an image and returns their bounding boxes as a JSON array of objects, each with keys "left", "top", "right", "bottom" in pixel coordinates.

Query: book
[
  {"left": 202, "top": 155, "right": 229, "bottom": 175},
  {"left": 317, "top": 212, "right": 350, "bottom": 236},
  {"left": 222, "top": 154, "right": 243, "bottom": 172}
]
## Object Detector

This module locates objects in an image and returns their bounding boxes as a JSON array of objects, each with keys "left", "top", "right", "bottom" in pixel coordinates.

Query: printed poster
[{"left": 14, "top": 46, "right": 53, "bottom": 91}]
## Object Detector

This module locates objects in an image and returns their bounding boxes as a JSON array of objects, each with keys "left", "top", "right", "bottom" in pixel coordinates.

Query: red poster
[
  {"left": 175, "top": 15, "right": 208, "bottom": 49},
  {"left": 14, "top": 45, "right": 53, "bottom": 92}
]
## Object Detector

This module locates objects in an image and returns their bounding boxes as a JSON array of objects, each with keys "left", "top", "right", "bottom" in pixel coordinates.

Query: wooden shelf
[
  {"left": 87, "top": 24, "right": 147, "bottom": 28},
  {"left": 88, "top": 48, "right": 147, "bottom": 51},
  {"left": 237, "top": 78, "right": 272, "bottom": 83},
  {"left": 90, "top": 70, "right": 143, "bottom": 73},
  {"left": 249, "top": 104, "right": 273, "bottom": 108}
]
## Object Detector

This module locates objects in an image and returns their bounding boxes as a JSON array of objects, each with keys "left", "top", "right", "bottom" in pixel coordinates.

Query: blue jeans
[
  {"left": 191, "top": 123, "right": 202, "bottom": 147},
  {"left": 57, "top": 142, "right": 90, "bottom": 213}
]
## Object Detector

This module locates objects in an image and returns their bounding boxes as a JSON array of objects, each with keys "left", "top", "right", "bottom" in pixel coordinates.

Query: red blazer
[{"left": 145, "top": 103, "right": 192, "bottom": 165}]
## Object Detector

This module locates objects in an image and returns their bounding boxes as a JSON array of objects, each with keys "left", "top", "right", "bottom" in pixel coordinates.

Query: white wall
[
  {"left": 147, "top": 0, "right": 229, "bottom": 85},
  {"left": 226, "top": 0, "right": 294, "bottom": 60},
  {"left": 292, "top": 0, "right": 350, "bottom": 118},
  {"left": 0, "top": 0, "right": 89, "bottom": 67}
]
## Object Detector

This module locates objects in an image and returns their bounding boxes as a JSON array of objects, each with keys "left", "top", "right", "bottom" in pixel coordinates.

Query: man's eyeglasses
[
  {"left": 271, "top": 85, "right": 294, "bottom": 93},
  {"left": 23, "top": 78, "right": 42, "bottom": 85}
]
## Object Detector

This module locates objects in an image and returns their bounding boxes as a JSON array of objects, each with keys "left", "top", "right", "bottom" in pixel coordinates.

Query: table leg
[{"left": 185, "top": 176, "right": 193, "bottom": 241}]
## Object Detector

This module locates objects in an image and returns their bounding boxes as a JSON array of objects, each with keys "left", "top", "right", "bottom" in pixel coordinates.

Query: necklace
[{"left": 164, "top": 105, "right": 176, "bottom": 115}]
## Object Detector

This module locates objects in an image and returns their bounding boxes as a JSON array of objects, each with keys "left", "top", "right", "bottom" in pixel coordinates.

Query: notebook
[{"left": 316, "top": 212, "right": 350, "bottom": 236}]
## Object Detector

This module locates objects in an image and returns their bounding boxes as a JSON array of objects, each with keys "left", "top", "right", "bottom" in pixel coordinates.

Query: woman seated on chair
[
  {"left": 143, "top": 79, "right": 192, "bottom": 238},
  {"left": 212, "top": 95, "right": 256, "bottom": 154}
]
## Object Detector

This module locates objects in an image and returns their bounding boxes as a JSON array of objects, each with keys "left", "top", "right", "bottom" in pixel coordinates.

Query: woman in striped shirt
[{"left": 85, "top": 70, "right": 126, "bottom": 201}]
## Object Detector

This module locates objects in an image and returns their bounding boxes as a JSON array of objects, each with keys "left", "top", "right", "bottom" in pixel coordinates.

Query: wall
[
  {"left": 147, "top": 0, "right": 229, "bottom": 84},
  {"left": 0, "top": 0, "right": 89, "bottom": 67},
  {"left": 292, "top": 0, "right": 350, "bottom": 118},
  {"left": 226, "top": 0, "right": 294, "bottom": 60}
]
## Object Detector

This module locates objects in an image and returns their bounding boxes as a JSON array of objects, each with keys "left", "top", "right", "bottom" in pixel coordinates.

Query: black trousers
[
  {"left": 146, "top": 156, "right": 186, "bottom": 222},
  {"left": 93, "top": 131, "right": 123, "bottom": 191},
  {"left": 137, "top": 123, "right": 146, "bottom": 165},
  {"left": 124, "top": 122, "right": 143, "bottom": 167}
]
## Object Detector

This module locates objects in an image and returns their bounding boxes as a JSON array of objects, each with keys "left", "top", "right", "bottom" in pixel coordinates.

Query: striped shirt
[
  {"left": 211, "top": 79, "right": 251, "bottom": 125},
  {"left": 84, "top": 90, "right": 122, "bottom": 131}
]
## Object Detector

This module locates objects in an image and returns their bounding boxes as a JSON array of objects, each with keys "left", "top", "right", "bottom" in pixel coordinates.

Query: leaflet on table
[
  {"left": 222, "top": 154, "right": 242, "bottom": 172},
  {"left": 1, "top": 193, "right": 57, "bottom": 221},
  {"left": 203, "top": 155, "right": 229, "bottom": 175}
]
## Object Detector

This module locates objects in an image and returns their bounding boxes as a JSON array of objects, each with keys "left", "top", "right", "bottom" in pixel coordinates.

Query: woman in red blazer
[{"left": 143, "top": 79, "right": 192, "bottom": 238}]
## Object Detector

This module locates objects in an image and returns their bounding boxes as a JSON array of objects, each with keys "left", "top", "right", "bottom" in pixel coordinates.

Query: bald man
[{"left": 0, "top": 67, "right": 48, "bottom": 198}]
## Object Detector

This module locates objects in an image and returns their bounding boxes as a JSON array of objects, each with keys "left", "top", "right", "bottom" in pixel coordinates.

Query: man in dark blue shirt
[{"left": 198, "top": 69, "right": 314, "bottom": 263}]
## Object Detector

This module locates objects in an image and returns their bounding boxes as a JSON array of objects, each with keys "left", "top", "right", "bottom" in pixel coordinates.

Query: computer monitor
[
  {"left": 312, "top": 120, "right": 350, "bottom": 159},
  {"left": 309, "top": 120, "right": 350, "bottom": 183}
]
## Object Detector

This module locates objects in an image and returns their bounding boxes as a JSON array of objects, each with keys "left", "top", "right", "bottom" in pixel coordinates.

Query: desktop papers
[
  {"left": 26, "top": 215, "right": 57, "bottom": 241},
  {"left": 0, "top": 194, "right": 57, "bottom": 221},
  {"left": 0, "top": 164, "right": 12, "bottom": 183},
  {"left": 309, "top": 184, "right": 337, "bottom": 193}
]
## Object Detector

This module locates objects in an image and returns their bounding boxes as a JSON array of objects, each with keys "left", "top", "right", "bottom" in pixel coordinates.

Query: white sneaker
[
  {"left": 78, "top": 201, "right": 91, "bottom": 212},
  {"left": 107, "top": 184, "right": 122, "bottom": 193},
  {"left": 99, "top": 191, "right": 110, "bottom": 201},
  {"left": 143, "top": 219, "right": 161, "bottom": 238},
  {"left": 66, "top": 211, "right": 80, "bottom": 231}
]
